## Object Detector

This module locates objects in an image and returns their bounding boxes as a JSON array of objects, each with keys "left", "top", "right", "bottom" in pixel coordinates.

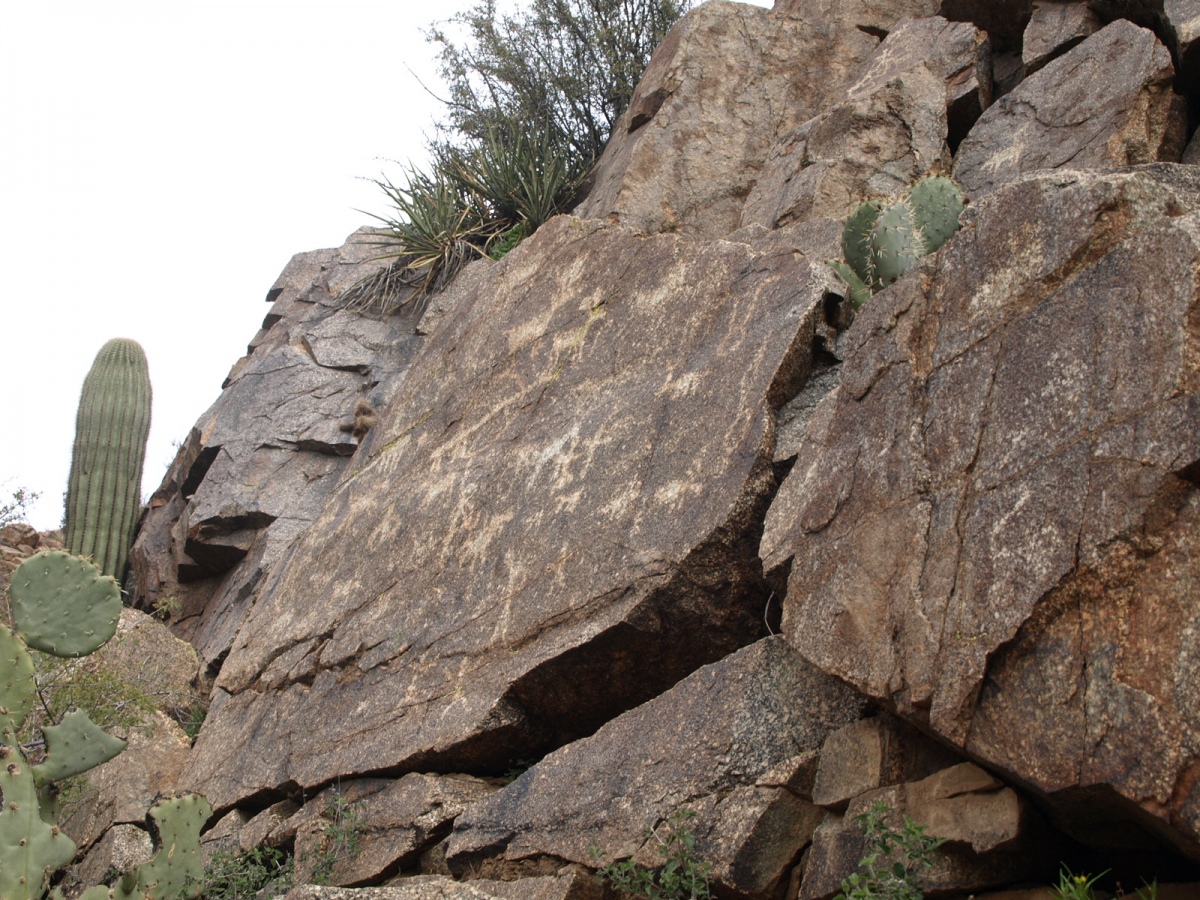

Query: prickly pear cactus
[
  {"left": 828, "top": 175, "right": 966, "bottom": 307},
  {"left": 0, "top": 552, "right": 127, "bottom": 899},
  {"left": 76, "top": 793, "right": 212, "bottom": 900},
  {"left": 65, "top": 337, "right": 152, "bottom": 579}
]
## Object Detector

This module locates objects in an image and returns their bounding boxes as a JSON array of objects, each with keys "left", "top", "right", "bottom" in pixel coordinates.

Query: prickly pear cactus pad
[
  {"left": 76, "top": 793, "right": 212, "bottom": 900},
  {"left": 0, "top": 739, "right": 77, "bottom": 900},
  {"left": 9, "top": 552, "right": 121, "bottom": 658},
  {"left": 31, "top": 710, "right": 127, "bottom": 786},
  {"left": 0, "top": 626, "right": 36, "bottom": 731}
]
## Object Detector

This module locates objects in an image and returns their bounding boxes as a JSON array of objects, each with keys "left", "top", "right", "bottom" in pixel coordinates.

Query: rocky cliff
[{"left": 101, "top": 0, "right": 1200, "bottom": 897}]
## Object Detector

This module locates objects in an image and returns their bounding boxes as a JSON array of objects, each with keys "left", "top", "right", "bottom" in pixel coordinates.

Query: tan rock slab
[
  {"left": 576, "top": 0, "right": 884, "bottom": 238},
  {"left": 1022, "top": 1, "right": 1103, "bottom": 74}
]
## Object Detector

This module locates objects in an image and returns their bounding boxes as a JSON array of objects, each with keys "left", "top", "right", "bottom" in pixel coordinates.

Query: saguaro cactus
[{"left": 65, "top": 338, "right": 152, "bottom": 578}]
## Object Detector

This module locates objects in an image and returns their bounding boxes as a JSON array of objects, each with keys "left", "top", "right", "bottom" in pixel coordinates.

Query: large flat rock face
[
  {"left": 763, "top": 165, "right": 1200, "bottom": 853},
  {"left": 182, "top": 216, "right": 829, "bottom": 812}
]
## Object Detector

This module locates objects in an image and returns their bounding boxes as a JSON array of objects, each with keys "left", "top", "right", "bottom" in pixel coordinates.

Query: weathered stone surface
[
  {"left": 740, "top": 65, "right": 950, "bottom": 231},
  {"left": 576, "top": 0, "right": 886, "bottom": 238},
  {"left": 293, "top": 775, "right": 497, "bottom": 887},
  {"left": 283, "top": 872, "right": 600, "bottom": 900},
  {"left": 848, "top": 16, "right": 992, "bottom": 146},
  {"left": 240, "top": 798, "right": 302, "bottom": 852},
  {"left": 446, "top": 637, "right": 866, "bottom": 899},
  {"left": 771, "top": 0, "right": 939, "bottom": 31},
  {"left": 763, "top": 164, "right": 1200, "bottom": 854},
  {"left": 63, "top": 711, "right": 192, "bottom": 850},
  {"left": 811, "top": 714, "right": 961, "bottom": 810},
  {"left": 63, "top": 824, "right": 152, "bottom": 900},
  {"left": 954, "top": 20, "right": 1184, "bottom": 197},
  {"left": 128, "top": 228, "right": 424, "bottom": 675},
  {"left": 180, "top": 215, "right": 829, "bottom": 813},
  {"left": 88, "top": 608, "right": 201, "bottom": 721},
  {"left": 1023, "top": 1, "right": 1104, "bottom": 74},
  {"left": 1091, "top": 0, "right": 1200, "bottom": 99},
  {"left": 800, "top": 764, "right": 1049, "bottom": 899}
]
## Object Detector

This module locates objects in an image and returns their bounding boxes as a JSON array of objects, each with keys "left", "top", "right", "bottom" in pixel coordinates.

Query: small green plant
[
  {"left": 592, "top": 809, "right": 712, "bottom": 900},
  {"left": 489, "top": 221, "right": 528, "bottom": 260},
  {"left": 835, "top": 800, "right": 945, "bottom": 900},
  {"left": 152, "top": 593, "right": 181, "bottom": 621},
  {"left": 0, "top": 484, "right": 40, "bottom": 527},
  {"left": 180, "top": 701, "right": 208, "bottom": 742},
  {"left": 1050, "top": 866, "right": 1159, "bottom": 900},
  {"left": 828, "top": 175, "right": 965, "bottom": 308},
  {"left": 310, "top": 789, "right": 366, "bottom": 885},
  {"left": 198, "top": 846, "right": 293, "bottom": 900},
  {"left": 1052, "top": 867, "right": 1108, "bottom": 900}
]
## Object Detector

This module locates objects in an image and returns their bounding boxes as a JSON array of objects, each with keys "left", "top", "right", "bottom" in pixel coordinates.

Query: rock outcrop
[{"left": 106, "top": 0, "right": 1200, "bottom": 897}]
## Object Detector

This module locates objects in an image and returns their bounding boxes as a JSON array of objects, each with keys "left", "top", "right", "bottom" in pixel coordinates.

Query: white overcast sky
[{"left": 1, "top": 0, "right": 769, "bottom": 532}]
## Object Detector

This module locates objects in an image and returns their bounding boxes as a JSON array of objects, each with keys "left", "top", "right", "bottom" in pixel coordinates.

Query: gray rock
[
  {"left": 764, "top": 164, "right": 1200, "bottom": 855},
  {"left": 180, "top": 215, "right": 831, "bottom": 813},
  {"left": 283, "top": 872, "right": 600, "bottom": 900},
  {"left": 292, "top": 775, "right": 497, "bottom": 886},
  {"left": 129, "top": 228, "right": 423, "bottom": 674},
  {"left": 741, "top": 64, "right": 950, "bottom": 230},
  {"left": 954, "top": 20, "right": 1185, "bottom": 197},
  {"left": 446, "top": 637, "right": 866, "bottom": 900}
]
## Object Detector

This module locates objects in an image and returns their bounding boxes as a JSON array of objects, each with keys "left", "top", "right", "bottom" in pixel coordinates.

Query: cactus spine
[
  {"left": 65, "top": 338, "right": 152, "bottom": 578},
  {"left": 829, "top": 175, "right": 966, "bottom": 307}
]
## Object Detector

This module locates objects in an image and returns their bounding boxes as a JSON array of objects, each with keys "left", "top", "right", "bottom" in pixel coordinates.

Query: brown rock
[
  {"left": 576, "top": 0, "right": 885, "bottom": 238},
  {"left": 800, "top": 765, "right": 1049, "bottom": 899},
  {"left": 180, "top": 215, "right": 830, "bottom": 814},
  {"left": 293, "top": 775, "right": 497, "bottom": 886},
  {"left": 1023, "top": 1, "right": 1104, "bottom": 74},
  {"left": 740, "top": 64, "right": 951, "bottom": 231},
  {"left": 88, "top": 608, "right": 202, "bottom": 721},
  {"left": 811, "top": 714, "right": 962, "bottom": 810},
  {"left": 1091, "top": 0, "right": 1200, "bottom": 100},
  {"left": 446, "top": 637, "right": 866, "bottom": 899},
  {"left": 240, "top": 798, "right": 302, "bottom": 852},
  {"left": 954, "top": 20, "right": 1185, "bottom": 197},
  {"left": 771, "top": 0, "right": 939, "bottom": 31},
  {"left": 283, "top": 872, "right": 600, "bottom": 900},
  {"left": 849, "top": 16, "right": 992, "bottom": 147},
  {"left": 763, "top": 164, "right": 1200, "bottom": 854}
]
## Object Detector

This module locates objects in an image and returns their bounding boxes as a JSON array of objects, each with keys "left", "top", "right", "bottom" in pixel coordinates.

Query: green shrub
[
  {"left": 835, "top": 800, "right": 945, "bottom": 900},
  {"left": 0, "top": 484, "right": 39, "bottom": 528},
  {"left": 199, "top": 846, "right": 293, "bottom": 900},
  {"left": 592, "top": 808, "right": 712, "bottom": 900},
  {"left": 1050, "top": 866, "right": 1159, "bottom": 900}
]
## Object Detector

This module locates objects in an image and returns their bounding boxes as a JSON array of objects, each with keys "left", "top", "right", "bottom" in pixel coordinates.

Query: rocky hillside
[{"left": 67, "top": 0, "right": 1200, "bottom": 897}]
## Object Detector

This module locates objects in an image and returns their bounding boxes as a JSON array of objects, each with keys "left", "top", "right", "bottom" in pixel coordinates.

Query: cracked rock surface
[{"left": 763, "top": 165, "right": 1200, "bottom": 854}]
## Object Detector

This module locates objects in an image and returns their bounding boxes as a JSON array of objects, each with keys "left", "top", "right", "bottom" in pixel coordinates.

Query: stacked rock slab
[
  {"left": 446, "top": 638, "right": 867, "bottom": 900},
  {"left": 128, "top": 229, "right": 422, "bottom": 674}
]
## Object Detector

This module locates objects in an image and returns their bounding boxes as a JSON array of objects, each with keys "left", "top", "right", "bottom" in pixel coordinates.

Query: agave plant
[
  {"left": 449, "top": 125, "right": 590, "bottom": 232},
  {"left": 358, "top": 167, "right": 497, "bottom": 305}
]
